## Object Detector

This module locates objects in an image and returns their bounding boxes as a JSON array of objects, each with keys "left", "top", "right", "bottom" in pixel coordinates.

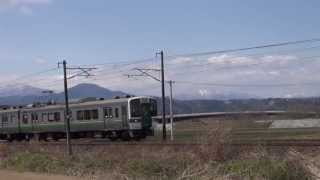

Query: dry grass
[{"left": 0, "top": 129, "right": 316, "bottom": 180}]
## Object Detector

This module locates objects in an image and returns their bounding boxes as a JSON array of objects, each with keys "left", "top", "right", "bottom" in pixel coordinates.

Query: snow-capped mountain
[{"left": 175, "top": 88, "right": 258, "bottom": 100}]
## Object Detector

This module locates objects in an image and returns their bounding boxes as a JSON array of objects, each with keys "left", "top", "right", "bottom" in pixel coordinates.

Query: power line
[
  {"left": 62, "top": 55, "right": 320, "bottom": 91},
  {"left": 10, "top": 62, "right": 133, "bottom": 90},
  {"left": 5, "top": 38, "right": 320, "bottom": 91},
  {"left": 168, "top": 55, "right": 320, "bottom": 77},
  {"left": 76, "top": 57, "right": 156, "bottom": 67},
  {"left": 166, "top": 45, "right": 320, "bottom": 67},
  {"left": 167, "top": 38, "right": 320, "bottom": 58},
  {"left": 27, "top": 39, "right": 320, "bottom": 89},
  {"left": 174, "top": 80, "right": 320, "bottom": 87},
  {"left": 0, "top": 67, "right": 59, "bottom": 88},
  {"left": 79, "top": 59, "right": 158, "bottom": 80}
]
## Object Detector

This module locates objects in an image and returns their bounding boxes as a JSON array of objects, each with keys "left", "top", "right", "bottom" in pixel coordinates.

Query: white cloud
[
  {"left": 198, "top": 89, "right": 210, "bottom": 97},
  {"left": 0, "top": 0, "right": 52, "bottom": 14},
  {"left": 170, "top": 57, "right": 193, "bottom": 65},
  {"left": 2, "top": 53, "right": 320, "bottom": 99},
  {"left": 0, "top": 0, "right": 51, "bottom": 6},
  {"left": 33, "top": 58, "right": 48, "bottom": 64},
  {"left": 207, "top": 54, "right": 256, "bottom": 66},
  {"left": 162, "top": 53, "right": 320, "bottom": 98}
]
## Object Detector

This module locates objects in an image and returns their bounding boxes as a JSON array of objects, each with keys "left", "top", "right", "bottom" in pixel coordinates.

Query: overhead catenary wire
[
  {"left": 4, "top": 38, "right": 320, "bottom": 93},
  {"left": 0, "top": 58, "right": 150, "bottom": 90},
  {"left": 0, "top": 67, "right": 59, "bottom": 88},
  {"left": 55, "top": 42, "right": 320, "bottom": 90},
  {"left": 65, "top": 39, "right": 320, "bottom": 88},
  {"left": 165, "top": 44, "right": 320, "bottom": 68},
  {"left": 174, "top": 80, "right": 320, "bottom": 87},
  {"left": 166, "top": 38, "right": 320, "bottom": 58},
  {"left": 168, "top": 55, "right": 320, "bottom": 77},
  {"left": 76, "top": 57, "right": 156, "bottom": 68},
  {"left": 40, "top": 38, "right": 320, "bottom": 87}
]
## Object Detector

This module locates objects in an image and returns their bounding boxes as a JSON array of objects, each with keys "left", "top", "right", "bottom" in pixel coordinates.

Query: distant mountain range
[
  {"left": 162, "top": 98, "right": 320, "bottom": 114},
  {"left": 0, "top": 83, "right": 127, "bottom": 105},
  {"left": 0, "top": 85, "right": 45, "bottom": 97},
  {"left": 0, "top": 83, "right": 319, "bottom": 114}
]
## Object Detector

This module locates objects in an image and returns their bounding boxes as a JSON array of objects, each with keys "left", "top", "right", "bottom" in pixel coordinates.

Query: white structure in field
[{"left": 270, "top": 119, "right": 320, "bottom": 129}]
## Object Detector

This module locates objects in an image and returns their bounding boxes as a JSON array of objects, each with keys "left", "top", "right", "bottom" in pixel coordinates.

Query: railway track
[
  {"left": 231, "top": 139, "right": 320, "bottom": 146},
  {"left": 2, "top": 139, "right": 320, "bottom": 147},
  {"left": 0, "top": 141, "right": 202, "bottom": 147}
]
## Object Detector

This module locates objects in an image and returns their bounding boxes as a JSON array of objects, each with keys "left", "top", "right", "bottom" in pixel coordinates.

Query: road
[{"left": 0, "top": 170, "right": 80, "bottom": 180}]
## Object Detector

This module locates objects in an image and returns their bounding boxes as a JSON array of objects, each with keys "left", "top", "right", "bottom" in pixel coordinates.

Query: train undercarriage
[{"left": 0, "top": 129, "right": 152, "bottom": 142}]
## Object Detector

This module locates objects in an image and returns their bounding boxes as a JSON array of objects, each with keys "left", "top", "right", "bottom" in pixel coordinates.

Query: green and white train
[{"left": 0, "top": 96, "right": 157, "bottom": 142}]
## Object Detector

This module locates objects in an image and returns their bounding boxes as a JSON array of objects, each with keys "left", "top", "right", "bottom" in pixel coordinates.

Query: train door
[
  {"left": 31, "top": 112, "right": 39, "bottom": 132},
  {"left": 140, "top": 103, "right": 152, "bottom": 130},
  {"left": 113, "top": 107, "right": 122, "bottom": 130},
  {"left": 9, "top": 112, "right": 17, "bottom": 133},
  {"left": 103, "top": 107, "right": 113, "bottom": 130},
  {"left": 1, "top": 113, "right": 8, "bottom": 133},
  {"left": 104, "top": 106, "right": 122, "bottom": 130},
  {"left": 121, "top": 105, "right": 128, "bottom": 128},
  {"left": 0, "top": 114, "right": 2, "bottom": 133}
]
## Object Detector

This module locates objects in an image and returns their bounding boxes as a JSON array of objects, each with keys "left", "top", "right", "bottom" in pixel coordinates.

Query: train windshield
[{"left": 130, "top": 98, "right": 157, "bottom": 118}]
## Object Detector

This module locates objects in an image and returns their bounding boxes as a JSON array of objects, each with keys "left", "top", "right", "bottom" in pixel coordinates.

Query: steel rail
[{"left": 3, "top": 139, "right": 320, "bottom": 147}]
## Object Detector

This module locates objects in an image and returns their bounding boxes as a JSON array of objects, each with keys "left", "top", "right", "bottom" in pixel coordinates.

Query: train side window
[
  {"left": 109, "top": 109, "right": 112, "bottom": 118},
  {"left": 48, "top": 113, "right": 55, "bottom": 122},
  {"left": 92, "top": 109, "right": 99, "bottom": 119},
  {"left": 54, "top": 112, "right": 61, "bottom": 122},
  {"left": 42, "top": 113, "right": 48, "bottom": 122},
  {"left": 84, "top": 110, "right": 91, "bottom": 120},
  {"left": 22, "top": 112, "right": 28, "bottom": 124},
  {"left": 31, "top": 113, "right": 38, "bottom": 121},
  {"left": 10, "top": 113, "right": 17, "bottom": 124},
  {"left": 104, "top": 108, "right": 113, "bottom": 118},
  {"left": 2, "top": 114, "right": 8, "bottom": 125},
  {"left": 77, "top": 111, "right": 84, "bottom": 120},
  {"left": 115, "top": 108, "right": 119, "bottom": 118}
]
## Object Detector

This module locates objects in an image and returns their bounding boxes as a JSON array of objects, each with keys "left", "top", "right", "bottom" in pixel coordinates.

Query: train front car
[{"left": 128, "top": 97, "right": 157, "bottom": 139}]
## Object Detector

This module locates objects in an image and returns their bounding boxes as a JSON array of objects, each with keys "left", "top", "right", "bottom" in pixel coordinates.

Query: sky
[{"left": 0, "top": 0, "right": 320, "bottom": 99}]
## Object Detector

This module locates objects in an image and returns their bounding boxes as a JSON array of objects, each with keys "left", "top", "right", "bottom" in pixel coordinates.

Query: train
[{"left": 0, "top": 96, "right": 157, "bottom": 142}]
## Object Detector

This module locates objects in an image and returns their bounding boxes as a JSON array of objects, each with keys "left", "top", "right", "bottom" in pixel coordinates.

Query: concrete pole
[{"left": 169, "top": 80, "right": 174, "bottom": 141}]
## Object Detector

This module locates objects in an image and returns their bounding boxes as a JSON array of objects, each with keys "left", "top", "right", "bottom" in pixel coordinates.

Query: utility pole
[
  {"left": 158, "top": 51, "right": 166, "bottom": 140},
  {"left": 169, "top": 80, "right": 174, "bottom": 141},
  {"left": 62, "top": 60, "right": 72, "bottom": 156},
  {"left": 127, "top": 51, "right": 168, "bottom": 140},
  {"left": 58, "top": 60, "right": 96, "bottom": 156}
]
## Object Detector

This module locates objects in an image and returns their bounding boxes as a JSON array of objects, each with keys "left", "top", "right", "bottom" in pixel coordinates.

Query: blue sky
[{"left": 0, "top": 0, "right": 320, "bottom": 98}]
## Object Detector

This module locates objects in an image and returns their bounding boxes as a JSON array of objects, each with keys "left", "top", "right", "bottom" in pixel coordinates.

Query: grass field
[
  {"left": 0, "top": 134, "right": 316, "bottom": 179},
  {"left": 151, "top": 115, "right": 320, "bottom": 143},
  {"left": 1, "top": 115, "right": 319, "bottom": 179}
]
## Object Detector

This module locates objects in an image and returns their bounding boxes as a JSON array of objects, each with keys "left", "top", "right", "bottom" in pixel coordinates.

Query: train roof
[
  {"left": 0, "top": 109, "right": 20, "bottom": 113},
  {"left": 0, "top": 96, "right": 155, "bottom": 112}
]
